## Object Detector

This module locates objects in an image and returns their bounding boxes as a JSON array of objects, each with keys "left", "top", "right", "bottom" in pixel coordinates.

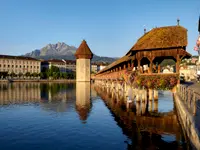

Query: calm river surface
[{"left": 0, "top": 82, "right": 189, "bottom": 150}]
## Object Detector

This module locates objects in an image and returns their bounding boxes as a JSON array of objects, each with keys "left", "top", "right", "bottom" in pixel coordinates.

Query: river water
[{"left": 0, "top": 82, "right": 189, "bottom": 150}]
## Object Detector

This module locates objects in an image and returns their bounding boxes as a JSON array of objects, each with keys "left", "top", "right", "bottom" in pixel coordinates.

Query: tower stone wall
[{"left": 76, "top": 59, "right": 91, "bottom": 82}]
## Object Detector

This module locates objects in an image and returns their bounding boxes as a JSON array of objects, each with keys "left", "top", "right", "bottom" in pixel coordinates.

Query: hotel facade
[
  {"left": 0, "top": 55, "right": 41, "bottom": 75},
  {"left": 41, "top": 59, "right": 76, "bottom": 72}
]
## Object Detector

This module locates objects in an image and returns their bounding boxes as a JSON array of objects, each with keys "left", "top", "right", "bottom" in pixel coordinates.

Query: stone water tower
[{"left": 75, "top": 40, "right": 93, "bottom": 82}]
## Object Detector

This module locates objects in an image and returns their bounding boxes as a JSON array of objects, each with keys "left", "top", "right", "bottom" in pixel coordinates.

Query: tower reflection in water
[
  {"left": 93, "top": 85, "right": 188, "bottom": 150},
  {"left": 75, "top": 82, "right": 91, "bottom": 123}
]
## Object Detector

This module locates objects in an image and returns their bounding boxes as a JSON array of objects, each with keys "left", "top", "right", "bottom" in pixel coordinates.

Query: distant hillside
[{"left": 24, "top": 42, "right": 117, "bottom": 63}]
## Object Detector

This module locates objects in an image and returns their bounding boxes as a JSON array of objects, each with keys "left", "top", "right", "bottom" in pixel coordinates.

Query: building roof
[
  {"left": 129, "top": 26, "right": 187, "bottom": 52},
  {"left": 0, "top": 55, "right": 40, "bottom": 61},
  {"left": 43, "top": 59, "right": 76, "bottom": 64},
  {"left": 97, "top": 55, "right": 132, "bottom": 74},
  {"left": 75, "top": 40, "right": 93, "bottom": 59}
]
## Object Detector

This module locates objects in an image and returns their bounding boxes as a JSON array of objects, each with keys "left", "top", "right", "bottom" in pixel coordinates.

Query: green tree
[
  {"left": 25, "top": 72, "right": 31, "bottom": 78},
  {"left": 10, "top": 72, "right": 16, "bottom": 78},
  {"left": 32, "top": 72, "right": 38, "bottom": 78},
  {"left": 40, "top": 72, "right": 45, "bottom": 79}
]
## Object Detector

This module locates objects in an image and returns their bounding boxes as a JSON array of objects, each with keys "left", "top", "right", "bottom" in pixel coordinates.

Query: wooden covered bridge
[{"left": 93, "top": 25, "right": 191, "bottom": 86}]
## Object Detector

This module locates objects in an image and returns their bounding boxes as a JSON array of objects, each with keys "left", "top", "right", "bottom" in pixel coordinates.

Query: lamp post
[{"left": 197, "top": 16, "right": 200, "bottom": 63}]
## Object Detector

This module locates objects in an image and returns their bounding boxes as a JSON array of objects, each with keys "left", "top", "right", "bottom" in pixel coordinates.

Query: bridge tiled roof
[
  {"left": 129, "top": 26, "right": 187, "bottom": 52},
  {"left": 0, "top": 55, "right": 40, "bottom": 61},
  {"left": 97, "top": 55, "right": 132, "bottom": 74}
]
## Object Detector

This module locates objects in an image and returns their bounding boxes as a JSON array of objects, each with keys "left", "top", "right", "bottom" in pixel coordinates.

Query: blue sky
[{"left": 0, "top": 0, "right": 200, "bottom": 57}]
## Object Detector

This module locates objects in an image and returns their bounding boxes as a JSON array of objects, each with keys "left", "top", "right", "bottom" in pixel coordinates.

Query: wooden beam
[
  {"left": 158, "top": 64, "right": 161, "bottom": 73},
  {"left": 124, "top": 64, "right": 126, "bottom": 69},
  {"left": 149, "top": 60, "right": 153, "bottom": 74},
  {"left": 138, "top": 59, "right": 141, "bottom": 72},
  {"left": 176, "top": 55, "right": 180, "bottom": 74}
]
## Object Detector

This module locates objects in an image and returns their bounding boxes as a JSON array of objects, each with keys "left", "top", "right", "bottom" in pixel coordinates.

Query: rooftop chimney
[
  {"left": 177, "top": 18, "right": 180, "bottom": 26},
  {"left": 144, "top": 28, "right": 146, "bottom": 34}
]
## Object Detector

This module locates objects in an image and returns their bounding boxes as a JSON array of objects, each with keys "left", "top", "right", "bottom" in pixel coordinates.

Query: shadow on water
[{"left": 93, "top": 85, "right": 191, "bottom": 150}]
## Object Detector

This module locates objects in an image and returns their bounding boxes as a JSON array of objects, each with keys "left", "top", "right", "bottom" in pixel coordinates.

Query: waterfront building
[
  {"left": 0, "top": 55, "right": 41, "bottom": 75},
  {"left": 180, "top": 65, "right": 197, "bottom": 80},
  {"left": 41, "top": 59, "right": 76, "bottom": 72},
  {"left": 97, "top": 62, "right": 108, "bottom": 72},
  {"left": 91, "top": 63, "right": 98, "bottom": 73},
  {"left": 91, "top": 62, "right": 109, "bottom": 73}
]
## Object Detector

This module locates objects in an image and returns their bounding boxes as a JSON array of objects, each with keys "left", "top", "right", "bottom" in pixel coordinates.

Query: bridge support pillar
[
  {"left": 136, "top": 102, "right": 141, "bottom": 115},
  {"left": 149, "top": 89, "right": 153, "bottom": 101},
  {"left": 141, "top": 101, "right": 146, "bottom": 114},
  {"left": 136, "top": 90, "right": 140, "bottom": 102},
  {"left": 149, "top": 100, "right": 153, "bottom": 112},
  {"left": 141, "top": 90, "right": 146, "bottom": 102},
  {"left": 154, "top": 90, "right": 158, "bottom": 100},
  {"left": 154, "top": 100, "right": 158, "bottom": 112}
]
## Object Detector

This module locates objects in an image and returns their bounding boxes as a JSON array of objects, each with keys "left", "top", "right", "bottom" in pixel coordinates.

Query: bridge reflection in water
[{"left": 92, "top": 84, "right": 189, "bottom": 150}]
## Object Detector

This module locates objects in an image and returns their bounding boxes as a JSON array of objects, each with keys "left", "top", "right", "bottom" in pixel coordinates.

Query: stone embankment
[
  {"left": 0, "top": 79, "right": 76, "bottom": 82},
  {"left": 174, "top": 83, "right": 200, "bottom": 150}
]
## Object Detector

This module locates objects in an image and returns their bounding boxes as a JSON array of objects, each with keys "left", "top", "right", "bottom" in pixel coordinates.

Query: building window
[
  {"left": 16, "top": 65, "right": 18, "bottom": 68},
  {"left": 24, "top": 65, "right": 25, "bottom": 68},
  {"left": 0, "top": 64, "right": 1, "bottom": 67},
  {"left": 12, "top": 65, "right": 14, "bottom": 68},
  {"left": 8, "top": 65, "right": 10, "bottom": 68},
  {"left": 4, "top": 65, "right": 6, "bottom": 67},
  {"left": 20, "top": 65, "right": 21, "bottom": 68},
  {"left": 34, "top": 66, "right": 36, "bottom": 68},
  {"left": 37, "top": 66, "right": 39, "bottom": 69},
  {"left": 31, "top": 66, "right": 32, "bottom": 68}
]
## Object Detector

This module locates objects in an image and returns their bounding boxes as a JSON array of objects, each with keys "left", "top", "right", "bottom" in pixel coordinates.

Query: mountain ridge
[{"left": 24, "top": 42, "right": 118, "bottom": 63}]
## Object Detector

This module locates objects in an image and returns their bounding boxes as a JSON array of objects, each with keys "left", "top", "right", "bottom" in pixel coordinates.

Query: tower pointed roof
[{"left": 75, "top": 40, "right": 93, "bottom": 59}]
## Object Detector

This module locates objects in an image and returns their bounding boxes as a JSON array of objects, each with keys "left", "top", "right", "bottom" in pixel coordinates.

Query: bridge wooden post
[
  {"left": 149, "top": 60, "right": 153, "bottom": 74},
  {"left": 158, "top": 64, "right": 161, "bottom": 73},
  {"left": 137, "top": 58, "right": 141, "bottom": 73},
  {"left": 176, "top": 54, "right": 180, "bottom": 74}
]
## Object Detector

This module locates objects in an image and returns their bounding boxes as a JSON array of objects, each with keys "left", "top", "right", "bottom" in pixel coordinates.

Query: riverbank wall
[
  {"left": 174, "top": 92, "right": 200, "bottom": 150},
  {"left": 0, "top": 79, "right": 76, "bottom": 82}
]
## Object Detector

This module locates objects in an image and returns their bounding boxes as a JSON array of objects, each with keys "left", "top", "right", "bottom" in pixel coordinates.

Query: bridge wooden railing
[{"left": 177, "top": 84, "right": 200, "bottom": 116}]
